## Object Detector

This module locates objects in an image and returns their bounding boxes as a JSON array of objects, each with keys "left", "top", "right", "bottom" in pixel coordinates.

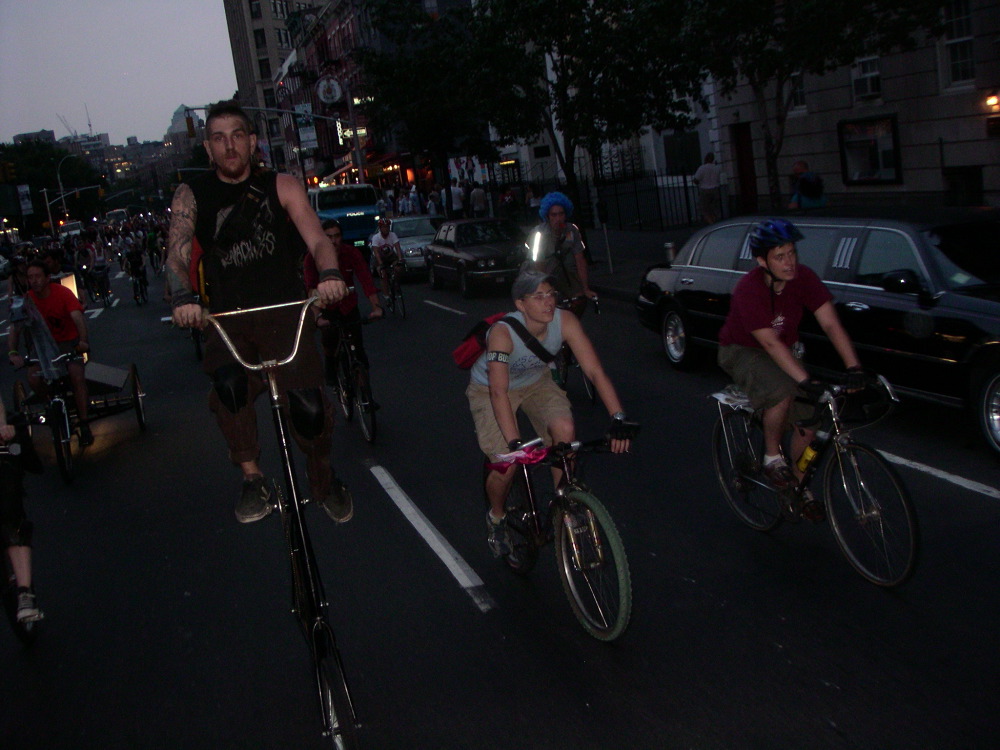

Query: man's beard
[{"left": 215, "top": 152, "right": 250, "bottom": 181}]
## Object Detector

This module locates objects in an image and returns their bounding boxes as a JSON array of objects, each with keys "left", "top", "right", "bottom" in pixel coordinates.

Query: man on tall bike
[
  {"left": 526, "top": 192, "right": 595, "bottom": 318},
  {"left": 466, "top": 270, "right": 633, "bottom": 557},
  {"left": 166, "top": 99, "right": 351, "bottom": 525},
  {"left": 717, "top": 218, "right": 863, "bottom": 519}
]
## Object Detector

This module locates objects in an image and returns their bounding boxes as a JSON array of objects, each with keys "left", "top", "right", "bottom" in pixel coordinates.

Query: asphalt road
[{"left": 2, "top": 268, "right": 999, "bottom": 749}]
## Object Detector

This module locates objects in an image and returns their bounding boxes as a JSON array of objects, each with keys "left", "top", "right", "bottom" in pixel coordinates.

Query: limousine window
[
  {"left": 785, "top": 225, "right": 842, "bottom": 273},
  {"left": 854, "top": 229, "right": 923, "bottom": 286},
  {"left": 926, "top": 221, "right": 1000, "bottom": 290},
  {"left": 694, "top": 224, "right": 747, "bottom": 269}
]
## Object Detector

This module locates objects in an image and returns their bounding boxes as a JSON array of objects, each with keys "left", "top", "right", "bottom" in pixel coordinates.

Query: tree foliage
[
  {"left": 0, "top": 141, "right": 103, "bottom": 234},
  {"left": 358, "top": 0, "right": 495, "bottom": 170},
  {"left": 685, "top": 0, "right": 942, "bottom": 207},
  {"left": 471, "top": 0, "right": 702, "bottom": 194}
]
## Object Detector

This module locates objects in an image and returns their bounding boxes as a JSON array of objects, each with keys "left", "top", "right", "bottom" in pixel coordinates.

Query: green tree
[
  {"left": 0, "top": 141, "right": 103, "bottom": 234},
  {"left": 358, "top": 1, "right": 495, "bottom": 178},
  {"left": 686, "top": 0, "right": 941, "bottom": 208},
  {"left": 470, "top": 0, "right": 702, "bottom": 199}
]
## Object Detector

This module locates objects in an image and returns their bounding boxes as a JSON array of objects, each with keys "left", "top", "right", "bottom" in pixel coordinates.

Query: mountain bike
[
  {"left": 711, "top": 375, "right": 918, "bottom": 587},
  {"left": 205, "top": 297, "right": 360, "bottom": 749},
  {"left": 554, "top": 295, "right": 599, "bottom": 404},
  {"left": 325, "top": 313, "right": 378, "bottom": 444},
  {"left": 488, "top": 425, "right": 639, "bottom": 641}
]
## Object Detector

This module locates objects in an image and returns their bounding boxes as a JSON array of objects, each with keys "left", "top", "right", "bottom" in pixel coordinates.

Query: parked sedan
[
  {"left": 635, "top": 209, "right": 1000, "bottom": 455},
  {"left": 425, "top": 218, "right": 525, "bottom": 297}
]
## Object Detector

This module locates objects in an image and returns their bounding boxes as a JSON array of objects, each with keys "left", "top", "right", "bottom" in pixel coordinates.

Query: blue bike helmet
[
  {"left": 539, "top": 191, "right": 574, "bottom": 222},
  {"left": 748, "top": 218, "right": 804, "bottom": 257}
]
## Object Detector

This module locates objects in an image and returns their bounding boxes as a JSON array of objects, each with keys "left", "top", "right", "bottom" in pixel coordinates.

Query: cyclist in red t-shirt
[{"left": 7, "top": 260, "right": 94, "bottom": 446}]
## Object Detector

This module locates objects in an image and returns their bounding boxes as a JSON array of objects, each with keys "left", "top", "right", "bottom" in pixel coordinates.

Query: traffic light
[{"left": 6, "top": 162, "right": 15, "bottom": 182}]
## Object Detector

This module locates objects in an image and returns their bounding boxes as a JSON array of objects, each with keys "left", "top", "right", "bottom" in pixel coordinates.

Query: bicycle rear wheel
[
  {"left": 334, "top": 353, "right": 354, "bottom": 423},
  {"left": 313, "top": 621, "right": 360, "bottom": 749},
  {"left": 712, "top": 409, "right": 783, "bottom": 531},
  {"left": 555, "top": 490, "right": 631, "bottom": 641},
  {"left": 823, "top": 442, "right": 919, "bottom": 587},
  {"left": 353, "top": 364, "right": 376, "bottom": 443},
  {"left": 502, "top": 471, "right": 539, "bottom": 575}
]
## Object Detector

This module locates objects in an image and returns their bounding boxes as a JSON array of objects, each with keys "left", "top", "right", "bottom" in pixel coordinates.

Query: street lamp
[{"left": 57, "top": 154, "right": 72, "bottom": 218}]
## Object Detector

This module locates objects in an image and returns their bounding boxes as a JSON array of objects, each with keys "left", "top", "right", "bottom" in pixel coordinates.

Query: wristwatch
[{"left": 612, "top": 411, "right": 626, "bottom": 421}]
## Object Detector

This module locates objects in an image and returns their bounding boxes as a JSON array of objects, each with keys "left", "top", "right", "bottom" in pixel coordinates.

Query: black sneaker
[
  {"left": 236, "top": 475, "right": 273, "bottom": 523},
  {"left": 318, "top": 478, "right": 353, "bottom": 523},
  {"left": 79, "top": 424, "right": 94, "bottom": 447},
  {"left": 486, "top": 512, "right": 512, "bottom": 558}
]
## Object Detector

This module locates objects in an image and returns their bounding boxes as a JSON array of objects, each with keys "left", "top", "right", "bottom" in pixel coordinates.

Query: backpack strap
[
  {"left": 501, "top": 316, "right": 556, "bottom": 364},
  {"left": 214, "top": 170, "right": 271, "bottom": 247}
]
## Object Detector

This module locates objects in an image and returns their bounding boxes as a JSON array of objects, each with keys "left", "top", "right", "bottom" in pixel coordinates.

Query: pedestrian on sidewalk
[{"left": 692, "top": 153, "right": 724, "bottom": 225}]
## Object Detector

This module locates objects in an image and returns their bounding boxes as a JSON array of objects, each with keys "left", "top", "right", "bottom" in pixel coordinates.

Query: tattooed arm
[{"left": 167, "top": 183, "right": 203, "bottom": 328}]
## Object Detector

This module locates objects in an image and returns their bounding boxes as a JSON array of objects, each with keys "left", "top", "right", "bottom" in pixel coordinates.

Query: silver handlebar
[{"left": 204, "top": 297, "right": 319, "bottom": 372}]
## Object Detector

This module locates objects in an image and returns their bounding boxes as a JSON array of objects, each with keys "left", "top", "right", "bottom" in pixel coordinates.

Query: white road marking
[
  {"left": 879, "top": 450, "right": 1000, "bottom": 500},
  {"left": 114, "top": 271, "right": 126, "bottom": 279},
  {"left": 86, "top": 308, "right": 103, "bottom": 319},
  {"left": 111, "top": 297, "right": 121, "bottom": 308},
  {"left": 424, "top": 300, "right": 467, "bottom": 315},
  {"left": 369, "top": 464, "right": 495, "bottom": 613}
]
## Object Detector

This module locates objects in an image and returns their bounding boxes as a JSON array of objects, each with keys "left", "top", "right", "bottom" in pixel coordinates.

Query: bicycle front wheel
[
  {"left": 353, "top": 364, "right": 376, "bottom": 443},
  {"left": 555, "top": 490, "right": 631, "bottom": 641},
  {"left": 393, "top": 276, "right": 406, "bottom": 319},
  {"left": 823, "top": 442, "right": 919, "bottom": 587},
  {"left": 313, "top": 622, "right": 360, "bottom": 749},
  {"left": 712, "top": 409, "right": 783, "bottom": 531},
  {"left": 334, "top": 353, "right": 354, "bottom": 423},
  {"left": 48, "top": 402, "right": 74, "bottom": 483}
]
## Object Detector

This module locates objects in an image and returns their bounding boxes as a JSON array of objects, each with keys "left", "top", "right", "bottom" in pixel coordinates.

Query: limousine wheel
[
  {"left": 975, "top": 369, "right": 1000, "bottom": 456},
  {"left": 661, "top": 307, "right": 694, "bottom": 369}
]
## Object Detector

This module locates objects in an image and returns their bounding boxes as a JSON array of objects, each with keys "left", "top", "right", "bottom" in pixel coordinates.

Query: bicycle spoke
[{"left": 712, "top": 409, "right": 782, "bottom": 531}]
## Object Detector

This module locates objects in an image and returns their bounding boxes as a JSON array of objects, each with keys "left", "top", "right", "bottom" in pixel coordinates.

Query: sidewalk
[{"left": 584, "top": 226, "right": 697, "bottom": 302}]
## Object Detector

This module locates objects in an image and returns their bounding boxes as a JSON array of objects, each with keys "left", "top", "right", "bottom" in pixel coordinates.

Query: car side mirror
[{"left": 879, "top": 269, "right": 923, "bottom": 295}]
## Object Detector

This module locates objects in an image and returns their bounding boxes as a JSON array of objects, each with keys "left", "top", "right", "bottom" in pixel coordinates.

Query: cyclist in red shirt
[{"left": 7, "top": 259, "right": 94, "bottom": 446}]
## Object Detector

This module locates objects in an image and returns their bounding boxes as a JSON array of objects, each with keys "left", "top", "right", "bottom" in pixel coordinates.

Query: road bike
[
  {"left": 489, "top": 425, "right": 639, "bottom": 641},
  {"left": 1, "top": 440, "right": 42, "bottom": 647},
  {"left": 206, "top": 297, "right": 360, "bottom": 749},
  {"left": 554, "top": 294, "right": 599, "bottom": 404},
  {"left": 325, "top": 312, "right": 378, "bottom": 444},
  {"left": 381, "top": 260, "right": 406, "bottom": 319},
  {"left": 711, "top": 375, "right": 919, "bottom": 587}
]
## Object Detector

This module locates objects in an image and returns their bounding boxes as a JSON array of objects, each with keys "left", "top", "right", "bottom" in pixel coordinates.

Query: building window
[
  {"left": 276, "top": 28, "right": 291, "bottom": 48},
  {"left": 942, "top": 0, "right": 974, "bottom": 87},
  {"left": 789, "top": 72, "right": 806, "bottom": 109},
  {"left": 269, "top": 119, "right": 282, "bottom": 138},
  {"left": 254, "top": 29, "right": 267, "bottom": 49},
  {"left": 271, "top": 0, "right": 288, "bottom": 19},
  {"left": 851, "top": 57, "right": 881, "bottom": 100},
  {"left": 249, "top": 1, "right": 261, "bottom": 20},
  {"left": 838, "top": 115, "right": 902, "bottom": 185},
  {"left": 263, "top": 88, "right": 276, "bottom": 108},
  {"left": 258, "top": 58, "right": 272, "bottom": 79}
]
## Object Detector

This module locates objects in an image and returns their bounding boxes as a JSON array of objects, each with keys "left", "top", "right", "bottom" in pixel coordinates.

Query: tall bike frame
[{"left": 206, "top": 298, "right": 360, "bottom": 749}]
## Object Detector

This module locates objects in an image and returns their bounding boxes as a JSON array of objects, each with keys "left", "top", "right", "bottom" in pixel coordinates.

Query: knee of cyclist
[
  {"left": 288, "top": 387, "right": 326, "bottom": 439},
  {"left": 211, "top": 363, "right": 250, "bottom": 414},
  {"left": 2, "top": 519, "right": 33, "bottom": 548},
  {"left": 548, "top": 418, "right": 575, "bottom": 444}
]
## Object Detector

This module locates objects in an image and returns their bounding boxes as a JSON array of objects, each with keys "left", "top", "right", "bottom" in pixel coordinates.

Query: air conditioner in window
[{"left": 853, "top": 75, "right": 881, "bottom": 99}]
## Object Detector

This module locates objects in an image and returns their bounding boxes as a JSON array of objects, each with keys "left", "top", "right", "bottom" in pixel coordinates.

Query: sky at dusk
[{"left": 0, "top": 1, "right": 239, "bottom": 146}]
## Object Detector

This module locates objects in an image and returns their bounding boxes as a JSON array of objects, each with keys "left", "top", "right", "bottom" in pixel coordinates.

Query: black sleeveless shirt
[{"left": 188, "top": 170, "right": 305, "bottom": 312}]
